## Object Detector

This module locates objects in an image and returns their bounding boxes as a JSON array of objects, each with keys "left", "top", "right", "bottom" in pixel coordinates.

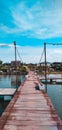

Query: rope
[
  {"left": 16, "top": 47, "right": 23, "bottom": 64},
  {"left": 39, "top": 48, "right": 44, "bottom": 64}
]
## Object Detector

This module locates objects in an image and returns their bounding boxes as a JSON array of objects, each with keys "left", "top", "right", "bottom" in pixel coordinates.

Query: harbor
[
  {"left": 0, "top": 71, "right": 62, "bottom": 130},
  {"left": 0, "top": 42, "right": 62, "bottom": 129},
  {"left": 1, "top": 0, "right": 62, "bottom": 129}
]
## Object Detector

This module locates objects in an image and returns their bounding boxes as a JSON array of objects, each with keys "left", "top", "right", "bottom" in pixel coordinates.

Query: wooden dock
[
  {"left": 0, "top": 71, "right": 62, "bottom": 130},
  {"left": 0, "top": 88, "right": 16, "bottom": 96}
]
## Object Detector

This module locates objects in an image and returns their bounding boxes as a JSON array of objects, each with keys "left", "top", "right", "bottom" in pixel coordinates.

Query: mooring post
[
  {"left": 14, "top": 41, "right": 16, "bottom": 70},
  {"left": 44, "top": 42, "right": 47, "bottom": 92}
]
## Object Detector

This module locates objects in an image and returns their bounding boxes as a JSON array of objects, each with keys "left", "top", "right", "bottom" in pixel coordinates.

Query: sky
[{"left": 0, "top": 0, "right": 62, "bottom": 63}]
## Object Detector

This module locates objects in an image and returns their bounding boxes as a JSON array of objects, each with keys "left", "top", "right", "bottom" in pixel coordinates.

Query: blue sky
[{"left": 0, "top": 0, "right": 62, "bottom": 63}]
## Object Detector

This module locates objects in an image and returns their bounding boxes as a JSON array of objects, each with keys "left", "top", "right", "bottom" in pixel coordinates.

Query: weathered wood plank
[{"left": 0, "top": 88, "right": 16, "bottom": 96}]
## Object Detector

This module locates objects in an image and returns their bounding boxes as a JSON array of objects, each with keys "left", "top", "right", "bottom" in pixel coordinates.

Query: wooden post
[
  {"left": 44, "top": 42, "right": 47, "bottom": 92},
  {"left": 14, "top": 41, "right": 16, "bottom": 70}
]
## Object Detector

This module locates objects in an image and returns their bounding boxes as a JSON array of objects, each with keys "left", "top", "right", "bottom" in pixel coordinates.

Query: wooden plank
[{"left": 0, "top": 88, "right": 16, "bottom": 96}]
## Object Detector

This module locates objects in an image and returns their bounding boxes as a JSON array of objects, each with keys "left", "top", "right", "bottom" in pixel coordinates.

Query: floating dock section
[
  {"left": 0, "top": 88, "right": 16, "bottom": 96},
  {"left": 0, "top": 88, "right": 16, "bottom": 101},
  {"left": 0, "top": 71, "right": 62, "bottom": 130}
]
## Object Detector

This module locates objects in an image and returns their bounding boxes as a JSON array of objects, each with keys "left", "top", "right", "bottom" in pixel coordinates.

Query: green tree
[
  {"left": 0, "top": 60, "right": 2, "bottom": 70},
  {"left": 0, "top": 60, "right": 2, "bottom": 65}
]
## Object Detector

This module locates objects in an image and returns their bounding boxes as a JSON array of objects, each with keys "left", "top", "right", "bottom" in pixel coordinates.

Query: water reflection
[
  {"left": 0, "top": 75, "right": 25, "bottom": 89},
  {"left": 0, "top": 74, "right": 25, "bottom": 116},
  {"left": 47, "top": 84, "right": 62, "bottom": 120},
  {"left": 40, "top": 74, "right": 62, "bottom": 120},
  {"left": 0, "top": 99, "right": 9, "bottom": 116},
  {"left": 11, "top": 75, "right": 21, "bottom": 88}
]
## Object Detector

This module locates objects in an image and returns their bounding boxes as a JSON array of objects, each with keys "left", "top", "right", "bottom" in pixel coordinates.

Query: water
[
  {"left": 0, "top": 74, "right": 25, "bottom": 116},
  {"left": 0, "top": 100, "right": 9, "bottom": 116},
  {"left": 47, "top": 84, "right": 62, "bottom": 120},
  {"left": 0, "top": 75, "right": 25, "bottom": 89},
  {"left": 40, "top": 74, "right": 62, "bottom": 120}
]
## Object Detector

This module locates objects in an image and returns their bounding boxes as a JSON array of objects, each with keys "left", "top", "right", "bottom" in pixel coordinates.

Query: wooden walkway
[{"left": 0, "top": 71, "right": 62, "bottom": 130}]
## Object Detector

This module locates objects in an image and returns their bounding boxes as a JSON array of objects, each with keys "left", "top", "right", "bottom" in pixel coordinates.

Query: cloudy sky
[{"left": 0, "top": 0, "right": 62, "bottom": 63}]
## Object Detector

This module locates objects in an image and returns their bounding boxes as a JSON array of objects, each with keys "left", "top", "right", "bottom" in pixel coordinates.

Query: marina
[
  {"left": 1, "top": 0, "right": 62, "bottom": 129},
  {"left": 0, "top": 71, "right": 62, "bottom": 130},
  {"left": 40, "top": 74, "right": 62, "bottom": 84}
]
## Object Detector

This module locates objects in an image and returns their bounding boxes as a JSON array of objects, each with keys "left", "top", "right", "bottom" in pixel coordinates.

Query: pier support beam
[
  {"left": 14, "top": 41, "right": 16, "bottom": 70},
  {"left": 44, "top": 42, "right": 47, "bottom": 92}
]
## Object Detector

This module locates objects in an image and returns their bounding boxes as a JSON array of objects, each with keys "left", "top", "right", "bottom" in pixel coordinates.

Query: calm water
[
  {"left": 41, "top": 74, "right": 62, "bottom": 120},
  {"left": 47, "top": 84, "right": 62, "bottom": 120},
  {"left": 0, "top": 74, "right": 62, "bottom": 120},
  {"left": 0, "top": 74, "right": 25, "bottom": 116},
  {"left": 0, "top": 75, "right": 25, "bottom": 88}
]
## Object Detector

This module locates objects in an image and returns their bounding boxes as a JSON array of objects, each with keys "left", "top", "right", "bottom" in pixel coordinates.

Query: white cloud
[
  {"left": 1, "top": 0, "right": 62, "bottom": 39},
  {"left": 10, "top": 0, "right": 62, "bottom": 38},
  {"left": 0, "top": 43, "right": 62, "bottom": 63},
  {"left": 0, "top": 24, "right": 21, "bottom": 34}
]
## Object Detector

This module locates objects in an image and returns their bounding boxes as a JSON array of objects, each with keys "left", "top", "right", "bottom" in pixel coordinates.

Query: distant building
[
  {"left": 38, "top": 62, "right": 51, "bottom": 67},
  {"left": 51, "top": 62, "right": 62, "bottom": 71},
  {"left": 3, "top": 63, "right": 11, "bottom": 66},
  {"left": 51, "top": 62, "right": 62, "bottom": 67},
  {"left": 11, "top": 61, "right": 21, "bottom": 67}
]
